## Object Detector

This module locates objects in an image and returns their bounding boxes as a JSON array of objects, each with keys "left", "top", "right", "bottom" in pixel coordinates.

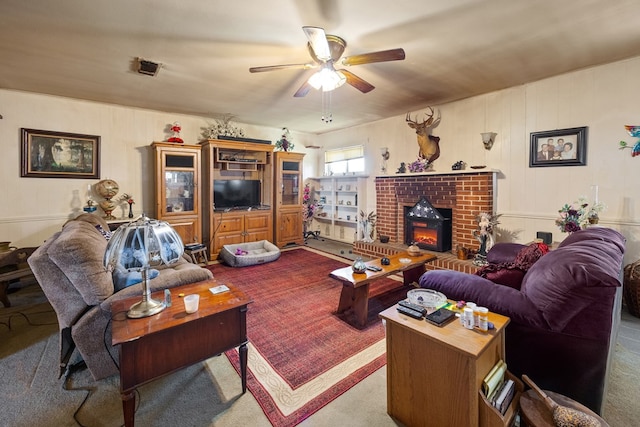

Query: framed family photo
[
  {"left": 529, "top": 126, "right": 587, "bottom": 167},
  {"left": 21, "top": 128, "right": 101, "bottom": 179}
]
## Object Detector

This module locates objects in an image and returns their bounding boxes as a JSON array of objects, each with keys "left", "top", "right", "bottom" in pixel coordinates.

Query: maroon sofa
[{"left": 418, "top": 227, "right": 625, "bottom": 414}]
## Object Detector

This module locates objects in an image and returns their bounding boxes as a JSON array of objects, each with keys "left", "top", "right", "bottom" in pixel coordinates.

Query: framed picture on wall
[
  {"left": 529, "top": 126, "right": 587, "bottom": 167},
  {"left": 21, "top": 128, "right": 101, "bottom": 178}
]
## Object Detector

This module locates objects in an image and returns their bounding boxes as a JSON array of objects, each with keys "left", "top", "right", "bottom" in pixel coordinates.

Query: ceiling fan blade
[
  {"left": 302, "top": 26, "right": 332, "bottom": 62},
  {"left": 249, "top": 63, "right": 315, "bottom": 73},
  {"left": 339, "top": 69, "right": 375, "bottom": 93},
  {"left": 341, "top": 48, "right": 406, "bottom": 66},
  {"left": 294, "top": 81, "right": 313, "bottom": 97}
]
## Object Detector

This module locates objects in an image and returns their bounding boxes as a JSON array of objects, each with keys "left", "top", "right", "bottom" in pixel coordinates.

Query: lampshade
[
  {"left": 480, "top": 132, "right": 497, "bottom": 150},
  {"left": 308, "top": 67, "right": 346, "bottom": 92},
  {"left": 104, "top": 215, "right": 184, "bottom": 318}
]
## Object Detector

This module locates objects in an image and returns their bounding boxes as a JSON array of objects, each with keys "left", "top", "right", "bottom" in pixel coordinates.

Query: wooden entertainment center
[{"left": 153, "top": 139, "right": 305, "bottom": 259}]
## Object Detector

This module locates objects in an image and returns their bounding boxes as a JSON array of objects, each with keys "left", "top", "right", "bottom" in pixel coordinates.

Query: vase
[
  {"left": 128, "top": 203, "right": 134, "bottom": 218},
  {"left": 589, "top": 215, "right": 599, "bottom": 225},
  {"left": 352, "top": 257, "right": 367, "bottom": 274},
  {"left": 363, "top": 221, "right": 374, "bottom": 243}
]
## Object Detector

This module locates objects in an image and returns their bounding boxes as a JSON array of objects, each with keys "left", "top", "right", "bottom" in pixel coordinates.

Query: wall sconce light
[
  {"left": 481, "top": 132, "right": 497, "bottom": 150},
  {"left": 380, "top": 147, "right": 390, "bottom": 173}
]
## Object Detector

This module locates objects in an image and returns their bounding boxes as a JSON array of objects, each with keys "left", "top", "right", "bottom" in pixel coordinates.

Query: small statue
[
  {"left": 472, "top": 212, "right": 501, "bottom": 266},
  {"left": 168, "top": 122, "right": 184, "bottom": 143},
  {"left": 396, "top": 162, "right": 406, "bottom": 174}
]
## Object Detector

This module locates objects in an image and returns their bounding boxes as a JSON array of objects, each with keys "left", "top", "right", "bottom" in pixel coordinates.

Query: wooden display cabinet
[
  {"left": 379, "top": 305, "right": 520, "bottom": 427},
  {"left": 273, "top": 151, "right": 305, "bottom": 247},
  {"left": 152, "top": 142, "right": 201, "bottom": 245},
  {"left": 201, "top": 139, "right": 274, "bottom": 259}
]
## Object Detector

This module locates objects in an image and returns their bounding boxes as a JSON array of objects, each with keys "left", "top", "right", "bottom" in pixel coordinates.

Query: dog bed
[{"left": 220, "top": 240, "right": 281, "bottom": 267}]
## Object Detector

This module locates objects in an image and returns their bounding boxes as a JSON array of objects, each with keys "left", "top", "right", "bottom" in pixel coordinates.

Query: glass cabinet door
[
  {"left": 164, "top": 171, "right": 195, "bottom": 213},
  {"left": 281, "top": 159, "right": 301, "bottom": 206},
  {"left": 281, "top": 173, "right": 299, "bottom": 206}
]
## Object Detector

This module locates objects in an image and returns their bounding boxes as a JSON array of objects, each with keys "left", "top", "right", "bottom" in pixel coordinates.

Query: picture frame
[
  {"left": 529, "top": 126, "right": 587, "bottom": 167},
  {"left": 21, "top": 128, "right": 101, "bottom": 178}
]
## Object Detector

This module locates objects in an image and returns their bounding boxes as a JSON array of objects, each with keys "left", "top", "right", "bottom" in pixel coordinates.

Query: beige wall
[
  {"left": 0, "top": 90, "right": 321, "bottom": 248},
  {"left": 313, "top": 55, "right": 640, "bottom": 264},
  {"left": 3, "top": 54, "right": 640, "bottom": 264}
]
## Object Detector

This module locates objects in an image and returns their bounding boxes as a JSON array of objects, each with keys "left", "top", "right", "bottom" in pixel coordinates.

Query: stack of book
[{"left": 482, "top": 359, "right": 517, "bottom": 415}]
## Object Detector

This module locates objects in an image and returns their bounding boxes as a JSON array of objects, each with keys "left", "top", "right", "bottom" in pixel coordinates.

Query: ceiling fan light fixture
[{"left": 308, "top": 68, "right": 346, "bottom": 92}]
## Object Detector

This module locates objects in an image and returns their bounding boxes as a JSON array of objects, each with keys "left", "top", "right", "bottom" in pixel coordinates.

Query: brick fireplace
[{"left": 354, "top": 170, "right": 496, "bottom": 273}]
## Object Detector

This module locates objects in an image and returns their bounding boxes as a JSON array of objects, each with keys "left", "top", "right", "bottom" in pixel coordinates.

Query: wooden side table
[
  {"left": 111, "top": 279, "right": 252, "bottom": 427},
  {"left": 0, "top": 247, "right": 38, "bottom": 307},
  {"left": 184, "top": 246, "right": 209, "bottom": 265},
  {"left": 380, "top": 304, "right": 513, "bottom": 427}
]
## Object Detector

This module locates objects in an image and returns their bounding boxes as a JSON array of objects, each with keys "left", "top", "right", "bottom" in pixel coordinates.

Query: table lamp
[{"left": 103, "top": 215, "right": 184, "bottom": 318}]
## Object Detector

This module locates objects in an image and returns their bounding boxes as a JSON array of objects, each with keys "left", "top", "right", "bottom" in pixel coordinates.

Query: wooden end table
[
  {"left": 111, "top": 279, "right": 252, "bottom": 427},
  {"left": 379, "top": 304, "right": 512, "bottom": 427},
  {"left": 330, "top": 251, "right": 436, "bottom": 327}
]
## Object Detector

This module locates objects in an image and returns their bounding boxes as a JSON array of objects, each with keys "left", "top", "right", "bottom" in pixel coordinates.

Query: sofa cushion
[
  {"left": 486, "top": 242, "right": 526, "bottom": 264},
  {"left": 48, "top": 220, "right": 114, "bottom": 306}
]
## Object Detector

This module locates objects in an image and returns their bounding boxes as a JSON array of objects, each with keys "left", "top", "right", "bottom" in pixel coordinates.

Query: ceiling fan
[{"left": 249, "top": 26, "right": 405, "bottom": 97}]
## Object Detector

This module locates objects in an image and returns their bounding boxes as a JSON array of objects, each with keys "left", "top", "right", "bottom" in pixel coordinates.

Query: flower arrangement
[
  {"left": 200, "top": 114, "right": 246, "bottom": 139},
  {"left": 407, "top": 158, "right": 430, "bottom": 173},
  {"left": 555, "top": 197, "right": 605, "bottom": 233},
  {"left": 275, "top": 127, "right": 294, "bottom": 151},
  {"left": 301, "top": 183, "right": 317, "bottom": 225}
]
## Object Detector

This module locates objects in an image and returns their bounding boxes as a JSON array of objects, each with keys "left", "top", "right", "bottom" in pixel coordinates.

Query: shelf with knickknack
[{"left": 307, "top": 175, "right": 368, "bottom": 244}]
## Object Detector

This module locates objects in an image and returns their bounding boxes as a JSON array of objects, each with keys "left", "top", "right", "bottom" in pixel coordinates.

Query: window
[{"left": 324, "top": 145, "right": 364, "bottom": 175}]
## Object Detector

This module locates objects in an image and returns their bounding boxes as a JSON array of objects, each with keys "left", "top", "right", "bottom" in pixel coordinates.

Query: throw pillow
[
  {"left": 476, "top": 243, "right": 548, "bottom": 290},
  {"left": 113, "top": 267, "right": 160, "bottom": 292}
]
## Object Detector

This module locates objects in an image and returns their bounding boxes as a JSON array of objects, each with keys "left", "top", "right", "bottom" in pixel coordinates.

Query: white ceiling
[{"left": 2, "top": 0, "right": 640, "bottom": 134}]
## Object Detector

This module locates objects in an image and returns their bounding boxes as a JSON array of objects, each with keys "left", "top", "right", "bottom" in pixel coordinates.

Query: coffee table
[
  {"left": 111, "top": 279, "right": 252, "bottom": 427},
  {"left": 330, "top": 251, "right": 436, "bottom": 327}
]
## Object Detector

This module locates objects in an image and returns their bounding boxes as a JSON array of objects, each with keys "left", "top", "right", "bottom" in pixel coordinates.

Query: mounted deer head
[{"left": 406, "top": 107, "right": 441, "bottom": 164}]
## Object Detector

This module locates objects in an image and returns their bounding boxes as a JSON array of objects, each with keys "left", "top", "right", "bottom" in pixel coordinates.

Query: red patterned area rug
[{"left": 205, "top": 247, "right": 407, "bottom": 427}]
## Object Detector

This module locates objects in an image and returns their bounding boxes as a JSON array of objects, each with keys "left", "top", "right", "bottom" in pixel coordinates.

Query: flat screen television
[{"left": 213, "top": 179, "right": 261, "bottom": 210}]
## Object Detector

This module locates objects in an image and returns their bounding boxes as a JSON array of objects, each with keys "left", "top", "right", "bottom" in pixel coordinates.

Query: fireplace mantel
[{"left": 375, "top": 168, "right": 500, "bottom": 178}]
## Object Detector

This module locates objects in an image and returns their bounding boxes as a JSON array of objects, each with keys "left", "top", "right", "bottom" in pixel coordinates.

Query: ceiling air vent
[{"left": 137, "top": 58, "right": 160, "bottom": 76}]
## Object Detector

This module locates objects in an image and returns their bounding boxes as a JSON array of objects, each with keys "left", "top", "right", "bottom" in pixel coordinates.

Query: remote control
[
  {"left": 366, "top": 265, "right": 382, "bottom": 272},
  {"left": 396, "top": 305, "right": 424, "bottom": 319},
  {"left": 398, "top": 300, "right": 426, "bottom": 316}
]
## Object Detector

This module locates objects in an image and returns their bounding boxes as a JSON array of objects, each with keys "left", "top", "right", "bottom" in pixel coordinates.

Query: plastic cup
[{"left": 184, "top": 294, "right": 200, "bottom": 313}]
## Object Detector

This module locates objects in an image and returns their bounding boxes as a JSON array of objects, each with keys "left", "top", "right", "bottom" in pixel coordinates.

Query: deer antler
[{"left": 406, "top": 106, "right": 435, "bottom": 129}]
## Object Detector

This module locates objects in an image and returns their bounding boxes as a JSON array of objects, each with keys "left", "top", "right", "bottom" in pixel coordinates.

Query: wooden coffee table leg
[
  {"left": 352, "top": 284, "right": 371, "bottom": 327},
  {"left": 239, "top": 342, "right": 248, "bottom": 393},
  {"left": 402, "top": 264, "right": 426, "bottom": 286},
  {"left": 337, "top": 283, "right": 371, "bottom": 327},
  {"left": 121, "top": 390, "right": 136, "bottom": 427},
  {"left": 337, "top": 283, "right": 355, "bottom": 314}
]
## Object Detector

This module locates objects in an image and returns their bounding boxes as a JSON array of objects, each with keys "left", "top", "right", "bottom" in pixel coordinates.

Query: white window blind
[{"left": 325, "top": 145, "right": 364, "bottom": 163}]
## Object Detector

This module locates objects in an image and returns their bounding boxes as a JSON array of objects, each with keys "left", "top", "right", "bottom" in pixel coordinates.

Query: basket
[{"left": 623, "top": 259, "right": 640, "bottom": 318}]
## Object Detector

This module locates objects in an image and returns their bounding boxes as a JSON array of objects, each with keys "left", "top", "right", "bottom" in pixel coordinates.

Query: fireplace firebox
[{"left": 405, "top": 197, "right": 452, "bottom": 252}]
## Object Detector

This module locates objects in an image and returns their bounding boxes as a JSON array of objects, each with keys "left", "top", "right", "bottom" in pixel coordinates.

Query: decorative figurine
[
  {"left": 396, "top": 162, "right": 406, "bottom": 173},
  {"left": 452, "top": 160, "right": 466, "bottom": 170},
  {"left": 168, "top": 122, "right": 183, "bottom": 143},
  {"left": 472, "top": 212, "right": 501, "bottom": 266}
]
